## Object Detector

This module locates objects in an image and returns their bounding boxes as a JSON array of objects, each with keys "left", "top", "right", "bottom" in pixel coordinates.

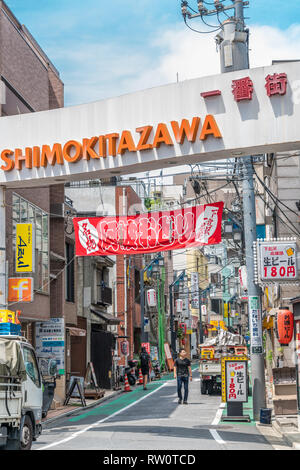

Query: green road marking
[
  {"left": 69, "top": 381, "right": 165, "bottom": 423},
  {"left": 69, "top": 363, "right": 198, "bottom": 423}
]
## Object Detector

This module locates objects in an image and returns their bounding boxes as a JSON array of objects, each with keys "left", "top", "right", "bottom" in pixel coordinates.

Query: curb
[
  {"left": 271, "top": 419, "right": 300, "bottom": 450},
  {"left": 42, "top": 389, "right": 124, "bottom": 425}
]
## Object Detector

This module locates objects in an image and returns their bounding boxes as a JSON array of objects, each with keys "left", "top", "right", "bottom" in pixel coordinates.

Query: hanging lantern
[
  {"left": 147, "top": 289, "right": 157, "bottom": 307},
  {"left": 276, "top": 308, "right": 294, "bottom": 345},
  {"left": 176, "top": 299, "right": 183, "bottom": 313}
]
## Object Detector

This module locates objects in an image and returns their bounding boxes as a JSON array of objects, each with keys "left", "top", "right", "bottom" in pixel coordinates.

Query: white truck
[
  {"left": 0, "top": 334, "right": 55, "bottom": 450},
  {"left": 199, "top": 330, "right": 248, "bottom": 396}
]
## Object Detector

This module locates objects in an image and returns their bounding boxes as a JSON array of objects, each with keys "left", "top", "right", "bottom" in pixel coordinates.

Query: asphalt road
[{"left": 33, "top": 370, "right": 290, "bottom": 452}]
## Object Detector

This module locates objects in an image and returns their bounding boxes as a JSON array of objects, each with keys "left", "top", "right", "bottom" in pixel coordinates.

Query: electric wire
[{"left": 183, "top": 16, "right": 222, "bottom": 34}]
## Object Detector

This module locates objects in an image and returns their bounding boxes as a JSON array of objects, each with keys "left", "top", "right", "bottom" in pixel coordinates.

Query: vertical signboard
[
  {"left": 35, "top": 318, "right": 65, "bottom": 375},
  {"left": 16, "top": 224, "right": 34, "bottom": 273},
  {"left": 221, "top": 356, "right": 248, "bottom": 403},
  {"left": 249, "top": 296, "right": 263, "bottom": 354},
  {"left": 191, "top": 272, "right": 199, "bottom": 309}
]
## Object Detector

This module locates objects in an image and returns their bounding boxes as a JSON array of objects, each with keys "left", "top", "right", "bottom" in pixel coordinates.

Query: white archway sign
[{"left": 0, "top": 62, "right": 299, "bottom": 187}]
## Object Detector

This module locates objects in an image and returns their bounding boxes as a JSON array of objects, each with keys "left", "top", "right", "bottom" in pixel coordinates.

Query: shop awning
[
  {"left": 90, "top": 306, "right": 121, "bottom": 325},
  {"left": 66, "top": 327, "right": 86, "bottom": 337}
]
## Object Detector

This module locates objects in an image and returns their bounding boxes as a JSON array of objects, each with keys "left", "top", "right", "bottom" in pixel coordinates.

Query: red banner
[{"left": 73, "top": 202, "right": 224, "bottom": 256}]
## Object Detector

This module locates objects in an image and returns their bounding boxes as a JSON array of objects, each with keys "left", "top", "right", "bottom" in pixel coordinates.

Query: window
[
  {"left": 65, "top": 242, "right": 75, "bottom": 302},
  {"left": 12, "top": 194, "right": 49, "bottom": 294},
  {"left": 22, "top": 346, "right": 41, "bottom": 388}
]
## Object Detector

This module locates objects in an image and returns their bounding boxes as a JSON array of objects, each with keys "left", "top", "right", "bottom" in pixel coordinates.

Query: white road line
[
  {"left": 210, "top": 402, "right": 226, "bottom": 447},
  {"left": 211, "top": 402, "right": 226, "bottom": 426},
  {"left": 38, "top": 383, "right": 167, "bottom": 451}
]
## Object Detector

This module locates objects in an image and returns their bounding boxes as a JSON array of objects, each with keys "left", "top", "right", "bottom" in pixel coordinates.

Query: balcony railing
[{"left": 97, "top": 286, "right": 112, "bottom": 306}]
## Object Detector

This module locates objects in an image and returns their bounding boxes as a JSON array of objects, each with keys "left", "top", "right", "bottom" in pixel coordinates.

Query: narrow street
[{"left": 33, "top": 369, "right": 288, "bottom": 452}]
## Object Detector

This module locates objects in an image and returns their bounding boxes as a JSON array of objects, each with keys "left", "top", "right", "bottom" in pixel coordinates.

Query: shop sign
[
  {"left": 15, "top": 224, "right": 34, "bottom": 273},
  {"left": 249, "top": 296, "right": 263, "bottom": 354},
  {"left": 255, "top": 239, "right": 298, "bottom": 285},
  {"left": 239, "top": 266, "right": 248, "bottom": 291},
  {"left": 191, "top": 272, "right": 199, "bottom": 309},
  {"left": 121, "top": 340, "right": 129, "bottom": 355},
  {"left": 176, "top": 299, "right": 183, "bottom": 313},
  {"left": 141, "top": 342, "right": 151, "bottom": 354},
  {"left": 221, "top": 356, "right": 248, "bottom": 403},
  {"left": 147, "top": 289, "right": 157, "bottom": 307},
  {"left": 35, "top": 318, "right": 65, "bottom": 376},
  {"left": 74, "top": 202, "right": 224, "bottom": 256},
  {"left": 8, "top": 277, "right": 34, "bottom": 302}
]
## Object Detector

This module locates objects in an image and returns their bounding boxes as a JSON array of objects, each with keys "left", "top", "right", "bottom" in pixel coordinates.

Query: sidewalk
[{"left": 263, "top": 373, "right": 300, "bottom": 450}]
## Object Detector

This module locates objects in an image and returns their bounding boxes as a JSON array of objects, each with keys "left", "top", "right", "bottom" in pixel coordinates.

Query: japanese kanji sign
[
  {"left": 15, "top": 223, "right": 34, "bottom": 273},
  {"left": 265, "top": 73, "right": 287, "bottom": 97},
  {"left": 0, "top": 62, "right": 299, "bottom": 187},
  {"left": 232, "top": 77, "right": 254, "bottom": 102},
  {"left": 249, "top": 295, "right": 263, "bottom": 354},
  {"left": 73, "top": 203, "right": 224, "bottom": 256},
  {"left": 221, "top": 356, "right": 248, "bottom": 403},
  {"left": 256, "top": 239, "right": 298, "bottom": 284}
]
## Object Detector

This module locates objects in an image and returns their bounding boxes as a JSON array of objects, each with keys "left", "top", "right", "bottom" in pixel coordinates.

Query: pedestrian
[
  {"left": 140, "top": 347, "right": 151, "bottom": 390},
  {"left": 174, "top": 348, "right": 192, "bottom": 404}
]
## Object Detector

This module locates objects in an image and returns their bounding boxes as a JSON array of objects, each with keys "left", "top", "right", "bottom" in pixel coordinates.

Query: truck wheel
[
  {"left": 20, "top": 416, "right": 33, "bottom": 451},
  {"left": 207, "top": 381, "right": 214, "bottom": 395},
  {"left": 200, "top": 381, "right": 207, "bottom": 395}
]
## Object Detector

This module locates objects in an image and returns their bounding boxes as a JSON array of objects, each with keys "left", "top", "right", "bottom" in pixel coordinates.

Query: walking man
[
  {"left": 174, "top": 349, "right": 192, "bottom": 404},
  {"left": 140, "top": 346, "right": 151, "bottom": 390}
]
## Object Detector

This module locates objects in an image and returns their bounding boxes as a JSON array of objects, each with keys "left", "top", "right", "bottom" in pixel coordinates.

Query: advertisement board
[
  {"left": 73, "top": 203, "right": 224, "bottom": 256},
  {"left": 35, "top": 318, "right": 65, "bottom": 376},
  {"left": 249, "top": 296, "right": 263, "bottom": 354},
  {"left": 191, "top": 272, "right": 199, "bottom": 309},
  {"left": 8, "top": 277, "right": 34, "bottom": 302},
  {"left": 221, "top": 356, "right": 248, "bottom": 403},
  {"left": 255, "top": 239, "right": 298, "bottom": 285},
  {"left": 15, "top": 224, "right": 34, "bottom": 273}
]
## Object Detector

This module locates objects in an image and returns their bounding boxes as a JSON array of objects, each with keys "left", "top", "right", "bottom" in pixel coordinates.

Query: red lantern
[{"left": 276, "top": 308, "right": 294, "bottom": 345}]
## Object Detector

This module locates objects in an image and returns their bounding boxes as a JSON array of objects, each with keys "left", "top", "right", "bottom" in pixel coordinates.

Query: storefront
[{"left": 292, "top": 298, "right": 300, "bottom": 428}]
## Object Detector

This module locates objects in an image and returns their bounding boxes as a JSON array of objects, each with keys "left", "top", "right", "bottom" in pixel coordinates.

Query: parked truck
[
  {"left": 0, "top": 334, "right": 55, "bottom": 450},
  {"left": 199, "top": 330, "right": 248, "bottom": 395}
]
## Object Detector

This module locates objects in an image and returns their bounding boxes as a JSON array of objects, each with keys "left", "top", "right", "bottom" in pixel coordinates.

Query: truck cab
[{"left": 0, "top": 335, "right": 44, "bottom": 450}]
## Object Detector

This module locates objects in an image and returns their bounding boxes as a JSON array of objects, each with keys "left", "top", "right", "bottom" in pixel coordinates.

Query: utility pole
[
  {"left": 0, "top": 187, "right": 7, "bottom": 310},
  {"left": 182, "top": 0, "right": 266, "bottom": 420}
]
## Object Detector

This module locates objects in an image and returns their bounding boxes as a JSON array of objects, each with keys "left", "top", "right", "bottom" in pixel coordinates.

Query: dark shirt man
[
  {"left": 174, "top": 349, "right": 192, "bottom": 404},
  {"left": 140, "top": 347, "right": 150, "bottom": 390}
]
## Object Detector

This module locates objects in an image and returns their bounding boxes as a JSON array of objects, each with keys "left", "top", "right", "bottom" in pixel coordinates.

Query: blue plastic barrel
[{"left": 260, "top": 408, "right": 272, "bottom": 424}]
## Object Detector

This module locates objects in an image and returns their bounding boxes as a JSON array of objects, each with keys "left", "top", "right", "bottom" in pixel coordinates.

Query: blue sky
[{"left": 6, "top": 0, "right": 300, "bottom": 106}]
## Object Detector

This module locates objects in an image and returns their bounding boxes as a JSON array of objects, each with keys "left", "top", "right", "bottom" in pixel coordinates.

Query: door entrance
[{"left": 91, "top": 327, "right": 114, "bottom": 389}]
